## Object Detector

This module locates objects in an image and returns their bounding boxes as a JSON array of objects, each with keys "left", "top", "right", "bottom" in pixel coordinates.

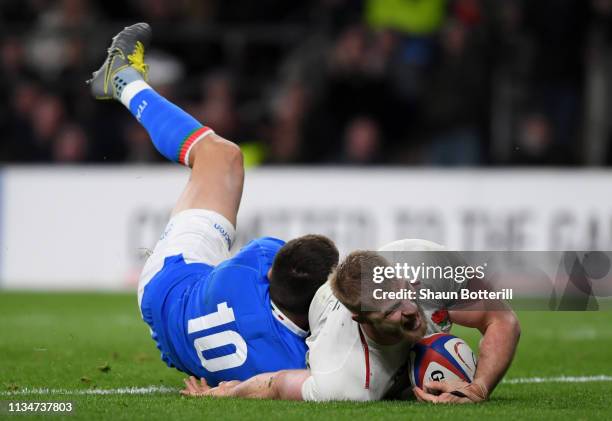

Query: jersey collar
[{"left": 270, "top": 301, "right": 308, "bottom": 338}]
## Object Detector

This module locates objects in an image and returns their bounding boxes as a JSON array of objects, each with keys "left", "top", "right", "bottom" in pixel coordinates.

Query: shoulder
[
  {"left": 219, "top": 237, "right": 285, "bottom": 273},
  {"left": 423, "top": 307, "right": 453, "bottom": 334},
  {"left": 243, "top": 237, "right": 285, "bottom": 253},
  {"left": 307, "top": 290, "right": 357, "bottom": 356},
  {"left": 307, "top": 283, "right": 341, "bottom": 336},
  {"left": 233, "top": 237, "right": 285, "bottom": 262}
]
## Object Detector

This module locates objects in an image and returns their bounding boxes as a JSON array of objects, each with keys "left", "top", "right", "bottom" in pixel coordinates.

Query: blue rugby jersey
[{"left": 140, "top": 237, "right": 308, "bottom": 386}]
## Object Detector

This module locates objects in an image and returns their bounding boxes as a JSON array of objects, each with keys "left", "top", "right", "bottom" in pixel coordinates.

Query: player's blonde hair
[{"left": 330, "top": 250, "right": 390, "bottom": 314}]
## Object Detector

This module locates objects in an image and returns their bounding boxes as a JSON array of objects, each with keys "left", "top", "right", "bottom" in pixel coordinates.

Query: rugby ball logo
[{"left": 409, "top": 333, "right": 477, "bottom": 388}]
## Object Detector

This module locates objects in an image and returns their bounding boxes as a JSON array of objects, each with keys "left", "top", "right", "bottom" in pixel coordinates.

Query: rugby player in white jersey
[{"left": 182, "top": 239, "right": 521, "bottom": 404}]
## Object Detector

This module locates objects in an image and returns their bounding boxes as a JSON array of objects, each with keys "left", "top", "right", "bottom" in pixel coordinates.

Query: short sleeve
[
  {"left": 301, "top": 371, "right": 371, "bottom": 402},
  {"left": 301, "top": 375, "right": 319, "bottom": 401}
]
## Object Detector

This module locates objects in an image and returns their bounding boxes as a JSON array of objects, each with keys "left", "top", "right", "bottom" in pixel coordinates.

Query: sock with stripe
[{"left": 118, "top": 76, "right": 213, "bottom": 166}]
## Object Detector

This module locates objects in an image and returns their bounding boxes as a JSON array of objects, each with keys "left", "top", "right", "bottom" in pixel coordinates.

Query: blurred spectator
[
  {"left": 31, "top": 93, "right": 66, "bottom": 160},
  {"left": 195, "top": 72, "right": 241, "bottom": 140},
  {"left": 366, "top": 0, "right": 446, "bottom": 103},
  {"left": 419, "top": 18, "right": 485, "bottom": 166},
  {"left": 135, "top": 0, "right": 183, "bottom": 24},
  {"left": 299, "top": 24, "right": 394, "bottom": 162},
  {"left": 27, "top": 0, "right": 97, "bottom": 77},
  {"left": 521, "top": 0, "right": 589, "bottom": 160},
  {"left": 267, "top": 81, "right": 308, "bottom": 163},
  {"left": 453, "top": 0, "right": 482, "bottom": 26},
  {"left": 1, "top": 36, "right": 29, "bottom": 80},
  {"left": 512, "top": 112, "right": 565, "bottom": 165},
  {"left": 583, "top": 0, "right": 612, "bottom": 165},
  {"left": 124, "top": 122, "right": 160, "bottom": 162},
  {"left": 53, "top": 123, "right": 89, "bottom": 162},
  {"left": 0, "top": 0, "right": 609, "bottom": 167},
  {"left": 365, "top": 0, "right": 446, "bottom": 36},
  {"left": 340, "top": 116, "right": 382, "bottom": 164},
  {"left": 2, "top": 81, "right": 40, "bottom": 161}
]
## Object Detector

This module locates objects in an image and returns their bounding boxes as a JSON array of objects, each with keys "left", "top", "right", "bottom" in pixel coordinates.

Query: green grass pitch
[{"left": 1, "top": 292, "right": 611, "bottom": 420}]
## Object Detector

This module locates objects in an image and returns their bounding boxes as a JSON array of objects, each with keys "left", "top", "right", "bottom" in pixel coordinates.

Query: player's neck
[
  {"left": 285, "top": 312, "right": 309, "bottom": 331},
  {"left": 271, "top": 300, "right": 309, "bottom": 333}
]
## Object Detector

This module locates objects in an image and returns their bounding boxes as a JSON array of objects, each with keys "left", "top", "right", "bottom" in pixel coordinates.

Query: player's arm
[
  {"left": 181, "top": 369, "right": 309, "bottom": 400},
  {"left": 450, "top": 304, "right": 521, "bottom": 393},
  {"left": 415, "top": 303, "right": 520, "bottom": 404}
]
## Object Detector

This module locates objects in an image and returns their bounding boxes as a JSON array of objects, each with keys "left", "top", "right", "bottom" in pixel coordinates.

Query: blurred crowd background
[{"left": 1, "top": 0, "right": 612, "bottom": 166}]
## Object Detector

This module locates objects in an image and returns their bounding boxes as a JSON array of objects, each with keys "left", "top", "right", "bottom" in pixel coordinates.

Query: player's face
[{"left": 366, "top": 299, "right": 427, "bottom": 345}]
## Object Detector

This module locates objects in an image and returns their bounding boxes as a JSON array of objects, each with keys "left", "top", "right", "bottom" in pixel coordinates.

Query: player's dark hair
[{"left": 269, "top": 234, "right": 339, "bottom": 315}]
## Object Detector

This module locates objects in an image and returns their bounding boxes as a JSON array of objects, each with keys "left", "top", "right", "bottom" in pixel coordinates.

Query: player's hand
[
  {"left": 413, "top": 385, "right": 468, "bottom": 404},
  {"left": 413, "top": 380, "right": 488, "bottom": 404},
  {"left": 213, "top": 380, "right": 242, "bottom": 397},
  {"left": 181, "top": 376, "right": 241, "bottom": 398},
  {"left": 181, "top": 376, "right": 212, "bottom": 397}
]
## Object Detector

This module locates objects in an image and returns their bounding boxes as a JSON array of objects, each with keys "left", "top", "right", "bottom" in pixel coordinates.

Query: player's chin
[{"left": 401, "top": 316, "right": 427, "bottom": 344}]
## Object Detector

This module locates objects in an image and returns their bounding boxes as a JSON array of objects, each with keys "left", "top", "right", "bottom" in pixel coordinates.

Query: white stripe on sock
[{"left": 120, "top": 80, "right": 152, "bottom": 108}]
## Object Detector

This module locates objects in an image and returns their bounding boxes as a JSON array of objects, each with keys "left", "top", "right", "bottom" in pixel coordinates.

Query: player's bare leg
[
  {"left": 87, "top": 22, "right": 243, "bottom": 226},
  {"left": 172, "top": 134, "right": 243, "bottom": 225}
]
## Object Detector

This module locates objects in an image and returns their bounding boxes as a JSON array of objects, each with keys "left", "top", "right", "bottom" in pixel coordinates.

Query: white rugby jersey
[
  {"left": 301, "top": 283, "right": 451, "bottom": 401},
  {"left": 301, "top": 239, "right": 463, "bottom": 401}
]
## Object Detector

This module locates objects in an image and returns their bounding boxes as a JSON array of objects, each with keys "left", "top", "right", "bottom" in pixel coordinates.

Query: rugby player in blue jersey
[{"left": 87, "top": 23, "right": 339, "bottom": 386}]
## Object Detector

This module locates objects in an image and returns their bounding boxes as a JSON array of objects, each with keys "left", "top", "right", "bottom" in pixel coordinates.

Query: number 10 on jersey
[{"left": 187, "top": 302, "right": 247, "bottom": 372}]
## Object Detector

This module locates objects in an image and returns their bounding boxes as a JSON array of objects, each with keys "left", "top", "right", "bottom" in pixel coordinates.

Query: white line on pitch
[
  {"left": 502, "top": 375, "right": 612, "bottom": 384},
  {"left": 0, "top": 386, "right": 179, "bottom": 396},
  {"left": 2, "top": 376, "right": 612, "bottom": 396}
]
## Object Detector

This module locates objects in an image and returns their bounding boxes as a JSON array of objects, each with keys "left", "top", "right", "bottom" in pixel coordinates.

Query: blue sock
[{"left": 120, "top": 79, "right": 213, "bottom": 166}]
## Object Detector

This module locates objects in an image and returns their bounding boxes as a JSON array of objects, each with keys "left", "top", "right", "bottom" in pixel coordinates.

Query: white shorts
[{"left": 137, "top": 209, "right": 236, "bottom": 307}]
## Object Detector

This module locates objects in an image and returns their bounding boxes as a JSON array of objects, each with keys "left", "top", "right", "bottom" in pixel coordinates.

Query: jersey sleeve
[
  {"left": 302, "top": 285, "right": 379, "bottom": 402},
  {"left": 301, "top": 370, "right": 372, "bottom": 402}
]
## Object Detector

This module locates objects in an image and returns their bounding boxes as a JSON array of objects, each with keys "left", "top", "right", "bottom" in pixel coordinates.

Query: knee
[
  {"left": 195, "top": 134, "right": 244, "bottom": 173},
  {"left": 213, "top": 136, "right": 243, "bottom": 171}
]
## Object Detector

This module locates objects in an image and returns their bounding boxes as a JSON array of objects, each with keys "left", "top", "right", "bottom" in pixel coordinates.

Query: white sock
[{"left": 120, "top": 80, "right": 151, "bottom": 108}]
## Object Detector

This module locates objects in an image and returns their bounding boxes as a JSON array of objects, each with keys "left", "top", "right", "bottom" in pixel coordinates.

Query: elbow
[
  {"left": 273, "top": 370, "right": 302, "bottom": 401},
  {"left": 510, "top": 312, "right": 521, "bottom": 339},
  {"left": 486, "top": 310, "right": 521, "bottom": 341},
  {"left": 513, "top": 318, "right": 521, "bottom": 343},
  {"left": 503, "top": 311, "right": 521, "bottom": 343},
  {"left": 269, "top": 371, "right": 288, "bottom": 399}
]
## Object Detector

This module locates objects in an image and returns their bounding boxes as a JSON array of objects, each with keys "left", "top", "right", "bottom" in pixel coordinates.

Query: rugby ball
[{"left": 409, "top": 333, "right": 477, "bottom": 388}]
